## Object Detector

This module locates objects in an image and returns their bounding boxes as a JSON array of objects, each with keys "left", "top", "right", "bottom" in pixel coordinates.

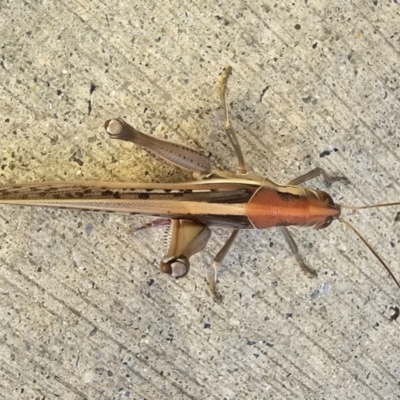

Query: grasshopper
[{"left": 1, "top": 66, "right": 399, "bottom": 298}]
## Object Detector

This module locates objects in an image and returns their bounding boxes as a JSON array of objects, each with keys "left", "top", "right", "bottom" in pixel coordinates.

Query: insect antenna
[
  {"left": 341, "top": 201, "right": 400, "bottom": 211},
  {"left": 337, "top": 216, "right": 400, "bottom": 290}
]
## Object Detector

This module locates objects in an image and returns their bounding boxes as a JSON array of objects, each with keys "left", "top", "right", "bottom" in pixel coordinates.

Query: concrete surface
[{"left": 0, "top": 1, "right": 399, "bottom": 399}]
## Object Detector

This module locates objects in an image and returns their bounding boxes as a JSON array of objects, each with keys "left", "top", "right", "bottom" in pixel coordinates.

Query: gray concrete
[{"left": 0, "top": 1, "right": 399, "bottom": 399}]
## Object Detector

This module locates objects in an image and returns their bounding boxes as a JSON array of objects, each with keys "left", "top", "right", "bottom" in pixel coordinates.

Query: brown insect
[{"left": 1, "top": 67, "right": 399, "bottom": 298}]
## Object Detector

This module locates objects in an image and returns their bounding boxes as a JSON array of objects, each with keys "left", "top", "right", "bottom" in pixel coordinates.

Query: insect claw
[
  {"left": 325, "top": 176, "right": 350, "bottom": 188},
  {"left": 207, "top": 276, "right": 222, "bottom": 303},
  {"left": 303, "top": 264, "right": 318, "bottom": 277}
]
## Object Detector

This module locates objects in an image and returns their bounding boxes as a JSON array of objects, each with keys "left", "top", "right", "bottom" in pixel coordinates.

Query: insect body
[{"left": 1, "top": 67, "right": 399, "bottom": 296}]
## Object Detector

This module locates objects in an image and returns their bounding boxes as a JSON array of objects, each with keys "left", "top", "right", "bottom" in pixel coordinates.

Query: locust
[{"left": 1, "top": 66, "right": 399, "bottom": 298}]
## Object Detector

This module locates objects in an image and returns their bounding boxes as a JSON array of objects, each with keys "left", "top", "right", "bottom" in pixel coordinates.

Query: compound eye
[{"left": 318, "top": 191, "right": 335, "bottom": 208}]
